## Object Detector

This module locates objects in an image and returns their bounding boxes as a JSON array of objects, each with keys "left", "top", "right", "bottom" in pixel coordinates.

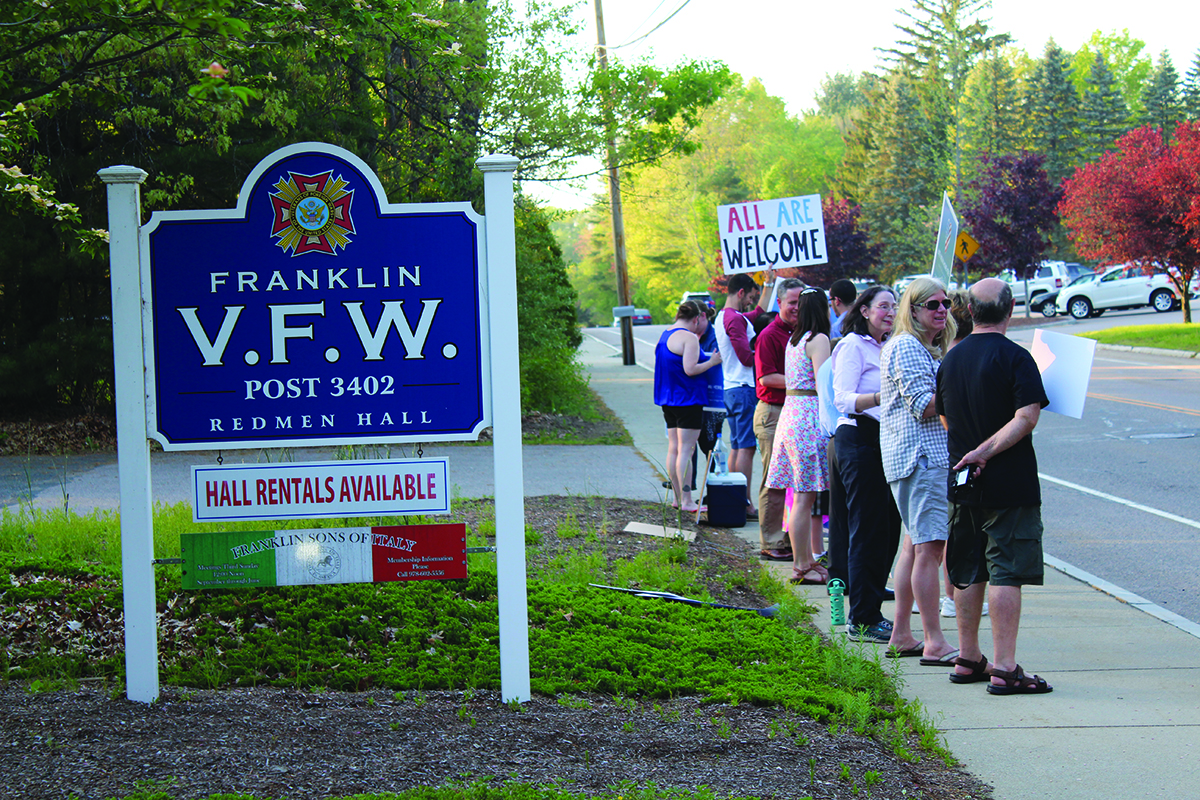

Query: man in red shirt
[{"left": 753, "top": 277, "right": 805, "bottom": 560}]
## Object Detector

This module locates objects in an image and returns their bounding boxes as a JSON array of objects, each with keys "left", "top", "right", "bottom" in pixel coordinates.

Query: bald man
[{"left": 935, "top": 277, "right": 1053, "bottom": 696}]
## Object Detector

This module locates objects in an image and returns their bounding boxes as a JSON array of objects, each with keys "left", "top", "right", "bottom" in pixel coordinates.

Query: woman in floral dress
[{"left": 766, "top": 288, "right": 832, "bottom": 584}]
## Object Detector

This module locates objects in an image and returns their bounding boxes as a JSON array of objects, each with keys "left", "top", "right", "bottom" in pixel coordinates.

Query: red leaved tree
[{"left": 1060, "top": 122, "right": 1200, "bottom": 323}]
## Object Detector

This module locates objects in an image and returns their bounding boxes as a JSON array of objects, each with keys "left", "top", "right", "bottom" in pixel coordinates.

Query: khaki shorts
[{"left": 946, "top": 504, "right": 1044, "bottom": 588}]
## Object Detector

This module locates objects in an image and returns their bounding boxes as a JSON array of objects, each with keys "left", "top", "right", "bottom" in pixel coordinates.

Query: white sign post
[
  {"left": 718, "top": 195, "right": 828, "bottom": 275},
  {"left": 99, "top": 164, "right": 160, "bottom": 703},
  {"left": 477, "top": 154, "right": 531, "bottom": 703}
]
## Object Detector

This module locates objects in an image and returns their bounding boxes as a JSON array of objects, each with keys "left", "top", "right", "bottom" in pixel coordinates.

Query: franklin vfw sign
[{"left": 142, "top": 143, "right": 491, "bottom": 450}]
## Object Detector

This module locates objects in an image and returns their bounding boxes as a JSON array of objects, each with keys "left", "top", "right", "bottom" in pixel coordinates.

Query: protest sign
[{"left": 718, "top": 195, "right": 827, "bottom": 275}]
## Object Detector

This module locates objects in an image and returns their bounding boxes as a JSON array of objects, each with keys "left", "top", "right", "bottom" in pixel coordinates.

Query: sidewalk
[{"left": 580, "top": 331, "right": 1200, "bottom": 800}]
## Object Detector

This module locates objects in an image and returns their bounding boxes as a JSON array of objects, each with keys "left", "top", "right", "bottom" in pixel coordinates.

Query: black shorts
[
  {"left": 661, "top": 404, "right": 703, "bottom": 429},
  {"left": 947, "top": 504, "right": 1044, "bottom": 588}
]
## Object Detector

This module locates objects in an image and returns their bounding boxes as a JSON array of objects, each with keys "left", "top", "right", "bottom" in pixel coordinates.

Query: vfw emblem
[{"left": 269, "top": 170, "right": 356, "bottom": 256}]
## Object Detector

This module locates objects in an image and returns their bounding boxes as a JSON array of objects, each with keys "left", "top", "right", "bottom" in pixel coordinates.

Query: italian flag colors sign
[{"left": 181, "top": 523, "right": 467, "bottom": 590}]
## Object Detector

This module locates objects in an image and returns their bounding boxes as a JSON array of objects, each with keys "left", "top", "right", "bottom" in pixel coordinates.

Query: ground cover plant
[{"left": 0, "top": 494, "right": 993, "bottom": 799}]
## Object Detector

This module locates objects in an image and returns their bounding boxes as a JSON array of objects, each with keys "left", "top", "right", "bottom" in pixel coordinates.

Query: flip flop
[
  {"left": 788, "top": 567, "right": 827, "bottom": 586},
  {"left": 885, "top": 642, "right": 924, "bottom": 659},
  {"left": 919, "top": 648, "right": 961, "bottom": 667}
]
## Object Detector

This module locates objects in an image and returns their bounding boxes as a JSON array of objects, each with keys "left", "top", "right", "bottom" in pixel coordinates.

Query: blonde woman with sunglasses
[{"left": 879, "top": 276, "right": 958, "bottom": 664}]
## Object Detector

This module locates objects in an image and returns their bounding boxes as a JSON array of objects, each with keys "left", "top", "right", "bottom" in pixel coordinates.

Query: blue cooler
[{"left": 704, "top": 472, "right": 747, "bottom": 528}]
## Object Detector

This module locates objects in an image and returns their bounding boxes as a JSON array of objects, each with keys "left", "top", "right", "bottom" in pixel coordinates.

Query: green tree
[
  {"left": 1184, "top": 50, "right": 1200, "bottom": 120},
  {"left": 513, "top": 198, "right": 590, "bottom": 414},
  {"left": 861, "top": 75, "right": 945, "bottom": 277},
  {"left": 1025, "top": 40, "right": 1080, "bottom": 185},
  {"left": 1069, "top": 29, "right": 1152, "bottom": 114},
  {"left": 1079, "top": 51, "right": 1130, "bottom": 162},
  {"left": 879, "top": 0, "right": 1009, "bottom": 200},
  {"left": 1141, "top": 51, "right": 1181, "bottom": 142},
  {"left": 960, "top": 45, "right": 1024, "bottom": 164}
]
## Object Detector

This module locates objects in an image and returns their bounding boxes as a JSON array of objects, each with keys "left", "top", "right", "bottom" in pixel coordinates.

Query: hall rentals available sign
[
  {"left": 717, "top": 194, "right": 828, "bottom": 275},
  {"left": 191, "top": 457, "right": 450, "bottom": 522}
]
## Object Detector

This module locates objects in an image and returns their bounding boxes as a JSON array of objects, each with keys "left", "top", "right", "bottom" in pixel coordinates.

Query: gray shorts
[
  {"left": 947, "top": 504, "right": 1044, "bottom": 588},
  {"left": 888, "top": 461, "right": 949, "bottom": 545}
]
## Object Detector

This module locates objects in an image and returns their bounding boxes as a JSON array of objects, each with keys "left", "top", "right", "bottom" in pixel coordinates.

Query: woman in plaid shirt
[{"left": 879, "top": 276, "right": 959, "bottom": 665}]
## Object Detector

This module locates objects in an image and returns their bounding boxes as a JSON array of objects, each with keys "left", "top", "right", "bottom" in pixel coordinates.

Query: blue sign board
[{"left": 141, "top": 143, "right": 490, "bottom": 450}]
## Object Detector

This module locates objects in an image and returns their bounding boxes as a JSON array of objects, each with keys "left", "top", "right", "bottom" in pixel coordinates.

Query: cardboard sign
[
  {"left": 718, "top": 195, "right": 828, "bottom": 275},
  {"left": 1031, "top": 329, "right": 1097, "bottom": 419},
  {"left": 181, "top": 523, "right": 467, "bottom": 589}
]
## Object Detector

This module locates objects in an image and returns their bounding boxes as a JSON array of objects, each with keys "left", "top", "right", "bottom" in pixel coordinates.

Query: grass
[
  {"left": 0, "top": 500, "right": 948, "bottom": 772},
  {"left": 1077, "top": 323, "right": 1200, "bottom": 353}
]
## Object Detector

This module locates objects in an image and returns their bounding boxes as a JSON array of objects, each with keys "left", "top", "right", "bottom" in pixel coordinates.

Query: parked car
[
  {"left": 1032, "top": 272, "right": 1097, "bottom": 317},
  {"left": 1055, "top": 264, "right": 1181, "bottom": 319},
  {"left": 1001, "top": 261, "right": 1091, "bottom": 305},
  {"left": 893, "top": 273, "right": 927, "bottom": 295},
  {"left": 611, "top": 308, "right": 653, "bottom": 326},
  {"left": 680, "top": 291, "right": 714, "bottom": 308}
]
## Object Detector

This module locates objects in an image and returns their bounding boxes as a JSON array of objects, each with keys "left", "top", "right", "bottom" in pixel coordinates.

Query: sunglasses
[{"left": 920, "top": 298, "right": 952, "bottom": 311}]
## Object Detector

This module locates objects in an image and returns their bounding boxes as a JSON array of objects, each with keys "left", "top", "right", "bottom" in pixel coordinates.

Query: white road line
[
  {"left": 585, "top": 332, "right": 653, "bottom": 373},
  {"left": 1040, "top": 472, "right": 1200, "bottom": 531}
]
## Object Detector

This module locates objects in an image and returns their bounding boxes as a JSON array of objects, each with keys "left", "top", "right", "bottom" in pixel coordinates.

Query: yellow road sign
[{"left": 956, "top": 231, "right": 980, "bottom": 261}]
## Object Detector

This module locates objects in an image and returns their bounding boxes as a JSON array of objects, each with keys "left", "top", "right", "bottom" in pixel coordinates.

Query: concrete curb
[{"left": 1094, "top": 342, "right": 1199, "bottom": 359}]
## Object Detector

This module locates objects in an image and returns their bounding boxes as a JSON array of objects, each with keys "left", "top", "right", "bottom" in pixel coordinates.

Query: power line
[
  {"left": 609, "top": 0, "right": 692, "bottom": 50},
  {"left": 619, "top": 0, "right": 672, "bottom": 43}
]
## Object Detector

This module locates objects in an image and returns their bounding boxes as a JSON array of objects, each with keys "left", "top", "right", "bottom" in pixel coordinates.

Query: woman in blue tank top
[{"left": 654, "top": 300, "right": 723, "bottom": 511}]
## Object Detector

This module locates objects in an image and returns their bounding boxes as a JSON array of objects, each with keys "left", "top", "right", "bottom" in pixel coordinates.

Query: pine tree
[
  {"left": 1025, "top": 40, "right": 1080, "bottom": 186},
  {"left": 1182, "top": 50, "right": 1200, "bottom": 121},
  {"left": 863, "top": 75, "right": 946, "bottom": 274},
  {"left": 878, "top": 0, "right": 1009, "bottom": 203},
  {"left": 1080, "top": 52, "right": 1130, "bottom": 162},
  {"left": 961, "top": 46, "right": 1023, "bottom": 161},
  {"left": 1142, "top": 51, "right": 1181, "bottom": 142}
]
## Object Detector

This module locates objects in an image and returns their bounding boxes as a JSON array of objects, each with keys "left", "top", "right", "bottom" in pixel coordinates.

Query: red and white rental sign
[{"left": 191, "top": 458, "right": 450, "bottom": 522}]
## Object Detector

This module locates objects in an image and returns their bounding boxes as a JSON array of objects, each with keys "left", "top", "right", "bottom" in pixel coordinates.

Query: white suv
[
  {"left": 1000, "top": 261, "right": 1091, "bottom": 306},
  {"left": 1055, "top": 264, "right": 1181, "bottom": 319}
]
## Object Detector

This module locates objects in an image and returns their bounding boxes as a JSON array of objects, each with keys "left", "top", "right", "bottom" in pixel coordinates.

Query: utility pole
[{"left": 594, "top": 0, "right": 635, "bottom": 366}]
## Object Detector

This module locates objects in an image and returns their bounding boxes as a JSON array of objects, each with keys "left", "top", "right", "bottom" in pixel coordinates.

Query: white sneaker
[{"left": 940, "top": 596, "right": 989, "bottom": 617}]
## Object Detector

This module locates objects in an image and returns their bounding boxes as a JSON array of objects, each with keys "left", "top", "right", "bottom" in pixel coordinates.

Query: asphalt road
[{"left": 596, "top": 306, "right": 1200, "bottom": 623}]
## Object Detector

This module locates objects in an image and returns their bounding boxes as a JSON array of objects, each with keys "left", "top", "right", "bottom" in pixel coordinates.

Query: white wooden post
[
  {"left": 476, "top": 154, "right": 530, "bottom": 702},
  {"left": 98, "top": 165, "right": 159, "bottom": 703}
]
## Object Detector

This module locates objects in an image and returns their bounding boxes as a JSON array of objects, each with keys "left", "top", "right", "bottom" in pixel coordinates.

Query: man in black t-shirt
[{"left": 935, "top": 277, "right": 1053, "bottom": 696}]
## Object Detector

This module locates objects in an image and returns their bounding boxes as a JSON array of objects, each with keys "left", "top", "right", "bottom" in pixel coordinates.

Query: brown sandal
[
  {"left": 948, "top": 653, "right": 991, "bottom": 684},
  {"left": 987, "top": 665, "right": 1053, "bottom": 695}
]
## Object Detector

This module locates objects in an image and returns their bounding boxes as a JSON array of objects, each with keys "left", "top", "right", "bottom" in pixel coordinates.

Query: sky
[{"left": 528, "top": 0, "right": 1198, "bottom": 209}]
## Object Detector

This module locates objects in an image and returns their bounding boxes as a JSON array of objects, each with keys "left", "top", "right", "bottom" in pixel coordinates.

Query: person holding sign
[
  {"left": 879, "top": 277, "right": 958, "bottom": 664},
  {"left": 654, "top": 301, "right": 723, "bottom": 513}
]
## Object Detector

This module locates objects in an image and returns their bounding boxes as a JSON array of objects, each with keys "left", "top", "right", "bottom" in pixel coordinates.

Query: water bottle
[
  {"left": 828, "top": 579, "right": 846, "bottom": 630},
  {"left": 712, "top": 438, "right": 727, "bottom": 474}
]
